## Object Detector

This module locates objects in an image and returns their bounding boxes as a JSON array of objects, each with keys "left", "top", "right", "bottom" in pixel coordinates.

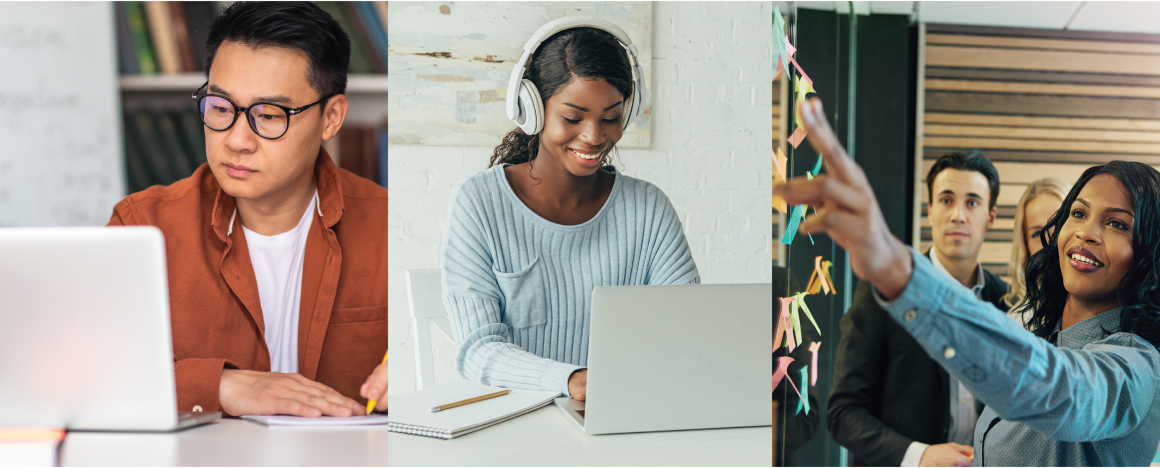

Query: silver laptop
[
  {"left": 556, "top": 283, "right": 773, "bottom": 434},
  {"left": 0, "top": 227, "right": 220, "bottom": 431}
]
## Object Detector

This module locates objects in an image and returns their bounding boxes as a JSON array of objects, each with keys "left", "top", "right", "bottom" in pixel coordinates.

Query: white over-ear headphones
[{"left": 505, "top": 16, "right": 645, "bottom": 136}]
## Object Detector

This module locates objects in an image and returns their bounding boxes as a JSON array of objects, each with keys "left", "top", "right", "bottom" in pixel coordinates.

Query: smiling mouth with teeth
[
  {"left": 570, "top": 149, "right": 602, "bottom": 160},
  {"left": 1070, "top": 253, "right": 1102, "bottom": 267}
]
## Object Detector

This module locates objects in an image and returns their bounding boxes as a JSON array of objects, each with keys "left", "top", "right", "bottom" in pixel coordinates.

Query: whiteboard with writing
[{"left": 0, "top": 2, "right": 123, "bottom": 227}]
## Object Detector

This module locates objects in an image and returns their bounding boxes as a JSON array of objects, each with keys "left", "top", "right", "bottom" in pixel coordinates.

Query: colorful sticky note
[
  {"left": 774, "top": 296, "right": 794, "bottom": 351},
  {"left": 773, "top": 149, "right": 788, "bottom": 213},
  {"left": 794, "top": 78, "right": 816, "bottom": 129},
  {"left": 811, "top": 154, "right": 823, "bottom": 176},
  {"left": 781, "top": 301, "right": 796, "bottom": 352},
  {"left": 774, "top": 356, "right": 805, "bottom": 402},
  {"left": 785, "top": 36, "right": 796, "bottom": 58},
  {"left": 795, "top": 366, "right": 810, "bottom": 415},
  {"left": 790, "top": 56, "right": 813, "bottom": 88},
  {"left": 793, "top": 292, "right": 821, "bottom": 336},
  {"left": 773, "top": 6, "right": 787, "bottom": 80},
  {"left": 807, "top": 256, "right": 836, "bottom": 296},
  {"left": 808, "top": 342, "right": 821, "bottom": 386},
  {"left": 789, "top": 127, "right": 807, "bottom": 149},
  {"left": 780, "top": 204, "right": 805, "bottom": 245}
]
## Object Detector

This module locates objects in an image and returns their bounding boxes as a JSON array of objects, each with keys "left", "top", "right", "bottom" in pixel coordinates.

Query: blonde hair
[{"left": 1004, "top": 177, "right": 1073, "bottom": 310}]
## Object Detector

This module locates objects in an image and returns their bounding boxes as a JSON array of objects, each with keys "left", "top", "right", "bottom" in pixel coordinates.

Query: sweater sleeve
[
  {"left": 441, "top": 179, "right": 582, "bottom": 396},
  {"left": 642, "top": 184, "right": 700, "bottom": 285}
]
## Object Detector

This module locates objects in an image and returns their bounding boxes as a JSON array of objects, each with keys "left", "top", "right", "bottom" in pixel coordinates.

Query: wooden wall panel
[{"left": 918, "top": 24, "right": 1160, "bottom": 282}]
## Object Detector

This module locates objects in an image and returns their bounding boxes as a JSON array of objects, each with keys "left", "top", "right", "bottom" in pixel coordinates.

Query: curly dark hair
[
  {"left": 489, "top": 26, "right": 634, "bottom": 169},
  {"left": 1023, "top": 161, "right": 1160, "bottom": 348}
]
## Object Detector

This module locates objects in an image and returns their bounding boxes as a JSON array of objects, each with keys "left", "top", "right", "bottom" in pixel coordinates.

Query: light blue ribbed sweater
[{"left": 441, "top": 165, "right": 700, "bottom": 396}]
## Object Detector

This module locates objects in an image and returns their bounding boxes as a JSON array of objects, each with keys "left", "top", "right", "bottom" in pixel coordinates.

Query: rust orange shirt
[{"left": 106, "top": 150, "right": 387, "bottom": 414}]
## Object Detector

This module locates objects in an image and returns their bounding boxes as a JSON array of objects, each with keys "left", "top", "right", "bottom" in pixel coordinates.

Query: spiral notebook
[{"left": 387, "top": 381, "right": 559, "bottom": 439}]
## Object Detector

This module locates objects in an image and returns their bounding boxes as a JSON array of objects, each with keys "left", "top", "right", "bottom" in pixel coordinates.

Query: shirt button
[
  {"left": 904, "top": 310, "right": 917, "bottom": 321},
  {"left": 943, "top": 347, "right": 956, "bottom": 359},
  {"left": 192, "top": 405, "right": 203, "bottom": 412}
]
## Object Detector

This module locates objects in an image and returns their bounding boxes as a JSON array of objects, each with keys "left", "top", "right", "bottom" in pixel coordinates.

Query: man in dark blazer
[{"left": 828, "top": 151, "right": 1009, "bottom": 467}]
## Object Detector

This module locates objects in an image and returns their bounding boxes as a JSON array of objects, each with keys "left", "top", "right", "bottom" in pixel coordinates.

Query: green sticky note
[
  {"left": 795, "top": 365, "right": 810, "bottom": 415},
  {"left": 780, "top": 204, "right": 805, "bottom": 245},
  {"left": 774, "top": 6, "right": 787, "bottom": 74}
]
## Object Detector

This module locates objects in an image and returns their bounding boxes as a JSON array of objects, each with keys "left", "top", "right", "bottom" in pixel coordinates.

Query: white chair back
[{"left": 405, "top": 269, "right": 457, "bottom": 390}]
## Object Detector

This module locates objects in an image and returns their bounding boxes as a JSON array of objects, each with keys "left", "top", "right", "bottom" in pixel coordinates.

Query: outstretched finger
[
  {"left": 774, "top": 174, "right": 867, "bottom": 215},
  {"left": 799, "top": 98, "right": 865, "bottom": 187}
]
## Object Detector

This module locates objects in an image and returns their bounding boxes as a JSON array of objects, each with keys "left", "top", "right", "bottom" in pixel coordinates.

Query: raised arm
[
  {"left": 776, "top": 97, "right": 1160, "bottom": 443},
  {"left": 877, "top": 252, "right": 1159, "bottom": 441}
]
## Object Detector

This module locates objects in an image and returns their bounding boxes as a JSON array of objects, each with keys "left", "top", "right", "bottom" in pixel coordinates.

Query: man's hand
[
  {"left": 360, "top": 358, "right": 387, "bottom": 412},
  {"left": 568, "top": 369, "right": 588, "bottom": 401},
  {"left": 919, "top": 443, "right": 974, "bottom": 467},
  {"left": 773, "top": 97, "right": 913, "bottom": 300},
  {"left": 219, "top": 369, "right": 364, "bottom": 417}
]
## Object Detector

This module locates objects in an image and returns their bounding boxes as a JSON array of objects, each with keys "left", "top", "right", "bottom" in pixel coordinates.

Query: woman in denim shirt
[{"left": 777, "top": 97, "right": 1160, "bottom": 466}]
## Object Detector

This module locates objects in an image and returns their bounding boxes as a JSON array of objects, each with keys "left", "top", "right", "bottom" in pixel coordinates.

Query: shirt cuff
[
  {"left": 541, "top": 359, "right": 584, "bottom": 397},
  {"left": 901, "top": 441, "right": 930, "bottom": 467}
]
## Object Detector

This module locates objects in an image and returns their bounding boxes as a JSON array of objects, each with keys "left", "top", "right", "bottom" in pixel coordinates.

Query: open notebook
[{"left": 388, "top": 381, "right": 559, "bottom": 439}]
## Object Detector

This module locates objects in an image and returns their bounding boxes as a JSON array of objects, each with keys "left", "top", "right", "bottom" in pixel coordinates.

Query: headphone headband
[{"left": 505, "top": 16, "right": 645, "bottom": 133}]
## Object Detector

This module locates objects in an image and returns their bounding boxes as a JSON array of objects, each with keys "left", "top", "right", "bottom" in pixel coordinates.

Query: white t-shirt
[{"left": 242, "top": 192, "right": 317, "bottom": 374}]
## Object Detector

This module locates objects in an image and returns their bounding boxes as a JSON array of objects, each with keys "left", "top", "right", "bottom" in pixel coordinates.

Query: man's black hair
[
  {"left": 925, "top": 150, "right": 1001, "bottom": 209},
  {"left": 205, "top": 2, "right": 350, "bottom": 104}
]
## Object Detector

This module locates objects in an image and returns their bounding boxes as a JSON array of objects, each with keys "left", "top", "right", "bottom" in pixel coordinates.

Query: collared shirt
[
  {"left": 107, "top": 149, "right": 389, "bottom": 413},
  {"left": 900, "top": 251, "right": 985, "bottom": 466},
  {"left": 878, "top": 248, "right": 1160, "bottom": 467}
]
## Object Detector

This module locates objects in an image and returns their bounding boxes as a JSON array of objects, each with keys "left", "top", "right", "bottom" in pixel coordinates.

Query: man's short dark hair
[
  {"left": 926, "top": 150, "right": 1001, "bottom": 209},
  {"left": 205, "top": 2, "right": 350, "bottom": 103}
]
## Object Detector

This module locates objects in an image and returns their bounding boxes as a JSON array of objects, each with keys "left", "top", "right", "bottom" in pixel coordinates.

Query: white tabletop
[
  {"left": 388, "top": 404, "right": 772, "bottom": 467},
  {"left": 59, "top": 418, "right": 389, "bottom": 466}
]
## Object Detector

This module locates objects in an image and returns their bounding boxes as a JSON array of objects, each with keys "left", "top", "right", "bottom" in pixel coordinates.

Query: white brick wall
[{"left": 387, "top": 2, "right": 773, "bottom": 396}]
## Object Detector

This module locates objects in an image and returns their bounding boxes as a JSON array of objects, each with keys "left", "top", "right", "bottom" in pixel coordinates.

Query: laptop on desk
[
  {"left": 556, "top": 283, "right": 773, "bottom": 434},
  {"left": 0, "top": 227, "right": 220, "bottom": 431}
]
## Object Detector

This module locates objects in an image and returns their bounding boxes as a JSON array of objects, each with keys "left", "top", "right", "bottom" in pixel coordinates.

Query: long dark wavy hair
[
  {"left": 488, "top": 26, "right": 634, "bottom": 169},
  {"left": 1022, "top": 161, "right": 1160, "bottom": 348}
]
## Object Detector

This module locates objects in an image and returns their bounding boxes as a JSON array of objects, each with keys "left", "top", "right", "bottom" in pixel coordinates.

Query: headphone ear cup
[{"left": 517, "top": 79, "right": 545, "bottom": 135}]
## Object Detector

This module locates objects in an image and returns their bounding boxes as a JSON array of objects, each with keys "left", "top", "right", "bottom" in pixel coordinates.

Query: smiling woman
[{"left": 440, "top": 17, "right": 699, "bottom": 401}]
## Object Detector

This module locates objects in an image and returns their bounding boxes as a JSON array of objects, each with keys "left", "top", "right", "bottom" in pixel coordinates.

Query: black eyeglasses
[{"left": 192, "top": 81, "right": 333, "bottom": 140}]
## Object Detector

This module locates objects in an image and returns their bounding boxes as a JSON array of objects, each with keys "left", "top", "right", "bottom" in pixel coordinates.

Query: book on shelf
[
  {"left": 354, "top": 2, "right": 389, "bottom": 73},
  {"left": 169, "top": 2, "right": 198, "bottom": 72},
  {"left": 144, "top": 2, "right": 183, "bottom": 74},
  {"left": 124, "top": 1, "right": 158, "bottom": 75},
  {"left": 114, "top": 3, "right": 139, "bottom": 75}
]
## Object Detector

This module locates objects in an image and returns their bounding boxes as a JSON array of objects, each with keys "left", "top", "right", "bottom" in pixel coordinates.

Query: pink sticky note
[
  {"left": 789, "top": 127, "right": 807, "bottom": 148},
  {"left": 774, "top": 297, "right": 794, "bottom": 351},
  {"left": 773, "top": 356, "right": 804, "bottom": 402},
  {"left": 790, "top": 56, "right": 813, "bottom": 88},
  {"left": 808, "top": 342, "right": 821, "bottom": 386},
  {"left": 782, "top": 306, "right": 796, "bottom": 353},
  {"left": 785, "top": 36, "right": 796, "bottom": 57}
]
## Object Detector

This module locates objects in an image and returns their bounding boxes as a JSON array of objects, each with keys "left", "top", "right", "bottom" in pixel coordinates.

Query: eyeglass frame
[{"left": 191, "top": 81, "right": 335, "bottom": 140}]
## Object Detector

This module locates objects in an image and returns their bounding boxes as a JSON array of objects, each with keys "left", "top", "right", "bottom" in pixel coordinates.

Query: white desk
[
  {"left": 59, "top": 419, "right": 388, "bottom": 466},
  {"left": 388, "top": 404, "right": 772, "bottom": 466}
]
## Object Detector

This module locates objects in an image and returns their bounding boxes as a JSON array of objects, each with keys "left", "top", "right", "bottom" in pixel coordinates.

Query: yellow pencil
[{"left": 366, "top": 350, "right": 388, "bottom": 415}]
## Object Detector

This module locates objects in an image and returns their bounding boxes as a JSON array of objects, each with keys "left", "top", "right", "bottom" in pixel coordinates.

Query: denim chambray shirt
[{"left": 874, "top": 248, "right": 1160, "bottom": 466}]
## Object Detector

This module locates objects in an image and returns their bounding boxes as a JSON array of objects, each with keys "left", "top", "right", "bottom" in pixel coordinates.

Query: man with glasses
[{"left": 106, "top": 2, "right": 388, "bottom": 417}]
